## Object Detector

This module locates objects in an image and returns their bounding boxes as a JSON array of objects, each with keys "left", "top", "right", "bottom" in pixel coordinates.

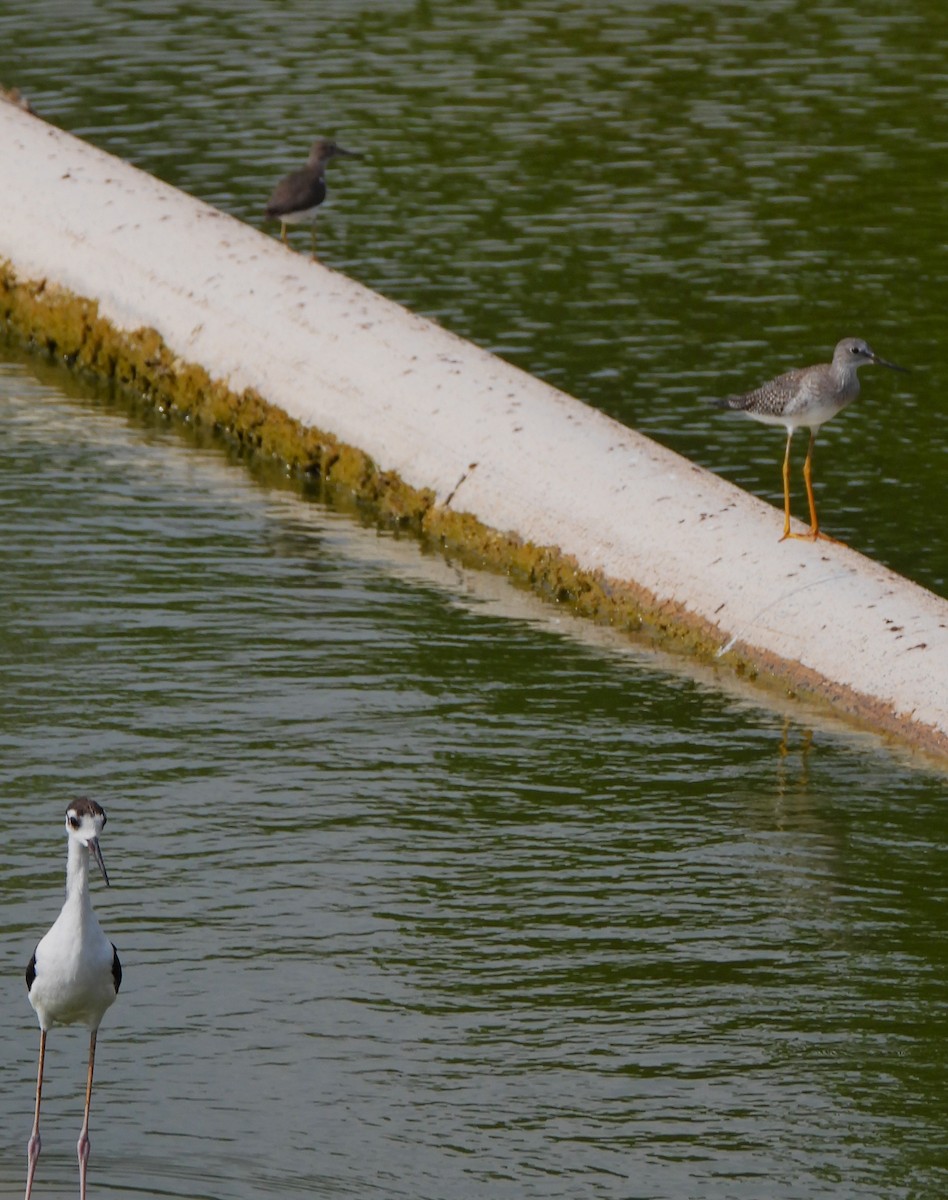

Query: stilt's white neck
[{"left": 65, "top": 836, "right": 94, "bottom": 907}]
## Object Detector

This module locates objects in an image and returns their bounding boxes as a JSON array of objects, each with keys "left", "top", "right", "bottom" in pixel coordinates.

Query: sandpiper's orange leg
[
  {"left": 24, "top": 1029, "right": 46, "bottom": 1200},
  {"left": 782, "top": 430, "right": 843, "bottom": 544},
  {"left": 778, "top": 428, "right": 795, "bottom": 540},
  {"left": 802, "top": 430, "right": 819, "bottom": 537},
  {"left": 280, "top": 223, "right": 288, "bottom": 246},
  {"left": 803, "top": 432, "right": 846, "bottom": 544}
]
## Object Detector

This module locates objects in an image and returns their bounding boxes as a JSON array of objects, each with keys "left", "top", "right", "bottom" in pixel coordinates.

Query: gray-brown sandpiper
[{"left": 712, "top": 337, "right": 908, "bottom": 541}]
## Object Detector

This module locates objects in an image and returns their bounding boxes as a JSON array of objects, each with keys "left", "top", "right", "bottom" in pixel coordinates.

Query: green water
[{"left": 1, "top": 3, "right": 946, "bottom": 1198}]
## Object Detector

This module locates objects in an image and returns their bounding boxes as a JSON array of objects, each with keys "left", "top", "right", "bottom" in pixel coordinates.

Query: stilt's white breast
[{"left": 29, "top": 906, "right": 118, "bottom": 1031}]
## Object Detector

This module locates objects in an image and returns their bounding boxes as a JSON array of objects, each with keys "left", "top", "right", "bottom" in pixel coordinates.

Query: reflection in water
[{"left": 778, "top": 720, "right": 814, "bottom": 766}]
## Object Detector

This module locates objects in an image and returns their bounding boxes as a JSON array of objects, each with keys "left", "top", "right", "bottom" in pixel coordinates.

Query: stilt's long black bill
[{"left": 88, "top": 838, "right": 110, "bottom": 887}]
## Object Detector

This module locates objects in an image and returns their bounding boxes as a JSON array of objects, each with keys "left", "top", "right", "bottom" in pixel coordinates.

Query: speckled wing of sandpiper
[{"left": 720, "top": 365, "right": 821, "bottom": 420}]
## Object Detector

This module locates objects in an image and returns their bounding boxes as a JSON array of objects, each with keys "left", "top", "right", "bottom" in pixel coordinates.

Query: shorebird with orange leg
[{"left": 712, "top": 337, "right": 908, "bottom": 542}]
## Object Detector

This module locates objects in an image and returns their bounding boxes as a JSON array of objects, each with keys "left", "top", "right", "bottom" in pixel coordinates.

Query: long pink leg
[
  {"left": 77, "top": 1030, "right": 98, "bottom": 1200},
  {"left": 24, "top": 1028, "right": 46, "bottom": 1200}
]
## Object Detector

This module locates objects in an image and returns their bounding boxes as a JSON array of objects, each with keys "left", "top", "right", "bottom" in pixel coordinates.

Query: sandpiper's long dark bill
[
  {"left": 264, "top": 137, "right": 359, "bottom": 259},
  {"left": 711, "top": 337, "right": 908, "bottom": 543}
]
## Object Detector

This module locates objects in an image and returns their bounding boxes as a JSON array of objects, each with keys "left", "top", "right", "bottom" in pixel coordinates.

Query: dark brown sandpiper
[{"left": 264, "top": 137, "right": 358, "bottom": 259}]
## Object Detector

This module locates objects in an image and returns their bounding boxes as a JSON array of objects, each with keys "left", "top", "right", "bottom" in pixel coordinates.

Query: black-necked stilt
[
  {"left": 264, "top": 137, "right": 359, "bottom": 259},
  {"left": 711, "top": 338, "right": 908, "bottom": 541},
  {"left": 24, "top": 798, "right": 122, "bottom": 1200}
]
